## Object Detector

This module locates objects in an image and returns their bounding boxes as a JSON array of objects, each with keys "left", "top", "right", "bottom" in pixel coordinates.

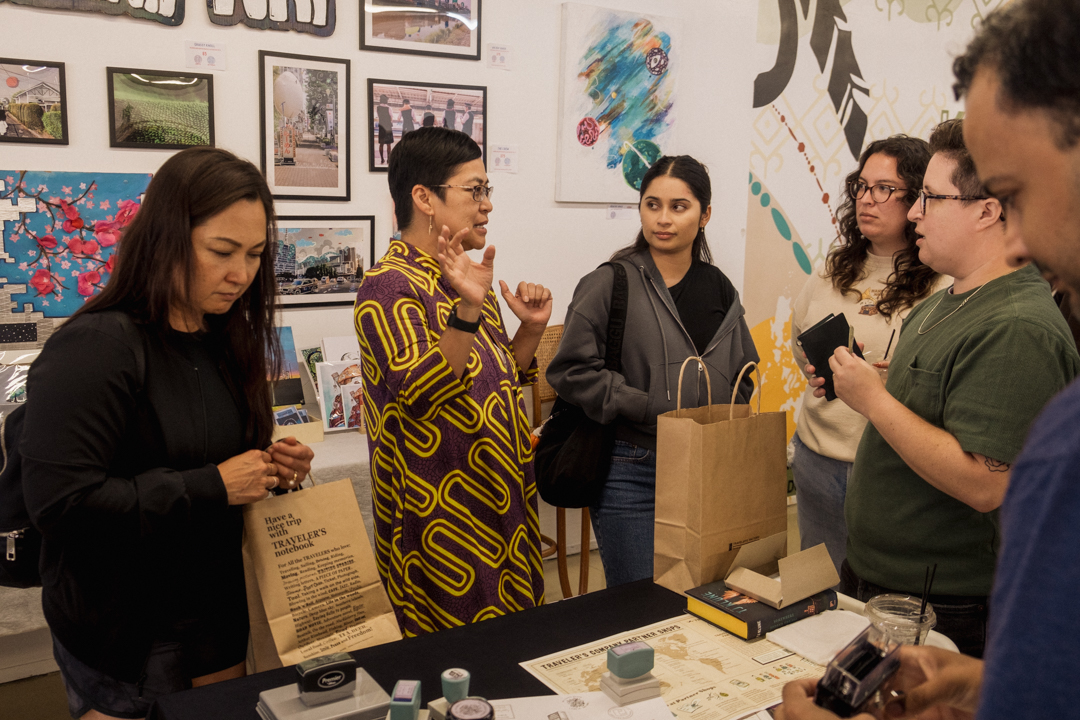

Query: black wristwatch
[{"left": 447, "top": 304, "right": 481, "bottom": 333}]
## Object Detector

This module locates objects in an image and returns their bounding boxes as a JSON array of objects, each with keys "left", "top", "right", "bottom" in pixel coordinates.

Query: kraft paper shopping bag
[
  {"left": 242, "top": 478, "right": 401, "bottom": 670},
  {"left": 653, "top": 360, "right": 788, "bottom": 594}
]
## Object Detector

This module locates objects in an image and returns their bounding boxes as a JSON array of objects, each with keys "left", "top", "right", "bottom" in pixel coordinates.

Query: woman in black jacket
[{"left": 23, "top": 147, "right": 314, "bottom": 719}]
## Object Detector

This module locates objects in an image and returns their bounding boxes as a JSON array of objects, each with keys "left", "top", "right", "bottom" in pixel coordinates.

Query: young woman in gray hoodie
[{"left": 546, "top": 155, "right": 758, "bottom": 586}]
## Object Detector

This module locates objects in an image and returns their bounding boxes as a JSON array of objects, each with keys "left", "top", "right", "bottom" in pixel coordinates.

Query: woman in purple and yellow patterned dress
[{"left": 354, "top": 127, "right": 552, "bottom": 635}]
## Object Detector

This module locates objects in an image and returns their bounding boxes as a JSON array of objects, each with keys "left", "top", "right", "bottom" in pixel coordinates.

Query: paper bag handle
[
  {"left": 675, "top": 356, "right": 712, "bottom": 415},
  {"left": 729, "top": 361, "right": 762, "bottom": 421}
]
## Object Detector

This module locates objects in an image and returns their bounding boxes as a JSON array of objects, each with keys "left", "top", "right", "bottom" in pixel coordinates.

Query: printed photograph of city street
[
  {"left": 275, "top": 216, "right": 373, "bottom": 306},
  {"left": 260, "top": 51, "right": 350, "bottom": 200},
  {"left": 369, "top": 79, "right": 485, "bottom": 171},
  {"left": 361, "top": 0, "right": 481, "bottom": 59}
]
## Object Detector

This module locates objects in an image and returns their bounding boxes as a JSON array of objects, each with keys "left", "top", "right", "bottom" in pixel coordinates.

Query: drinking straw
[
  {"left": 914, "top": 563, "right": 938, "bottom": 645},
  {"left": 883, "top": 329, "right": 896, "bottom": 361}
]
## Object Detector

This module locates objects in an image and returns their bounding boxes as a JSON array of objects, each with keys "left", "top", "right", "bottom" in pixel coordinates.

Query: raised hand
[
  {"left": 437, "top": 224, "right": 495, "bottom": 310},
  {"left": 499, "top": 280, "right": 552, "bottom": 330}
]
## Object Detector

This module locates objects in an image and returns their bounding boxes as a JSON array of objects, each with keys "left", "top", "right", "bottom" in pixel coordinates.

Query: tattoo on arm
[{"left": 984, "top": 457, "right": 1011, "bottom": 473}]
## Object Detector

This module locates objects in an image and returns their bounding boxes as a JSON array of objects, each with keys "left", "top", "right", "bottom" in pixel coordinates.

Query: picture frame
[
  {"left": 1, "top": 58, "right": 68, "bottom": 145},
  {"left": 276, "top": 215, "right": 374, "bottom": 307},
  {"left": 106, "top": 67, "right": 214, "bottom": 150},
  {"left": 368, "top": 78, "right": 486, "bottom": 172},
  {"left": 361, "top": 0, "right": 481, "bottom": 60},
  {"left": 259, "top": 51, "right": 351, "bottom": 201}
]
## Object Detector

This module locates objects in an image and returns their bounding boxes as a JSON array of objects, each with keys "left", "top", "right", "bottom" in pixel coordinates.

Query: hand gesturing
[
  {"left": 436, "top": 224, "right": 494, "bottom": 310},
  {"left": 499, "top": 280, "right": 552, "bottom": 329}
]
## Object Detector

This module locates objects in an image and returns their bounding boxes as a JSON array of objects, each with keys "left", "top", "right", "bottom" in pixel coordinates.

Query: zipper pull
[{"left": 6, "top": 530, "right": 19, "bottom": 561}]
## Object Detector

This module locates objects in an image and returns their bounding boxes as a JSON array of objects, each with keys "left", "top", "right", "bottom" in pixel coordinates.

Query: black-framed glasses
[
  {"left": 432, "top": 184, "right": 494, "bottom": 202},
  {"left": 848, "top": 180, "right": 907, "bottom": 203},
  {"left": 917, "top": 189, "right": 989, "bottom": 215}
]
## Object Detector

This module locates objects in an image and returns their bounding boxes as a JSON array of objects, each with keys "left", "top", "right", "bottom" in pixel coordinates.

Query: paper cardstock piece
[
  {"left": 490, "top": 145, "right": 517, "bottom": 174},
  {"left": 486, "top": 44, "right": 511, "bottom": 70},
  {"left": 185, "top": 40, "right": 228, "bottom": 70},
  {"left": 725, "top": 537, "right": 839, "bottom": 609}
]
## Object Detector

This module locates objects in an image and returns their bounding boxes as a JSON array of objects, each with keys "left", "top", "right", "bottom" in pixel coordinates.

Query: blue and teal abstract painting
[
  {"left": 0, "top": 170, "right": 151, "bottom": 318},
  {"left": 556, "top": 4, "right": 679, "bottom": 202}
]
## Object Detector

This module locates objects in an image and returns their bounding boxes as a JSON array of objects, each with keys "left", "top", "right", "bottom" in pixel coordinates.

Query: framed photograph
[
  {"left": 259, "top": 51, "right": 350, "bottom": 201},
  {"left": 368, "top": 79, "right": 486, "bottom": 172},
  {"left": 276, "top": 215, "right": 374, "bottom": 307},
  {"left": 361, "top": 0, "right": 481, "bottom": 60},
  {"left": 1, "top": 58, "right": 68, "bottom": 145},
  {"left": 106, "top": 67, "right": 214, "bottom": 150}
]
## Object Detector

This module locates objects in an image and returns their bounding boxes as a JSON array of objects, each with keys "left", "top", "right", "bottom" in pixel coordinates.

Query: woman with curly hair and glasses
[{"left": 790, "top": 135, "right": 946, "bottom": 577}]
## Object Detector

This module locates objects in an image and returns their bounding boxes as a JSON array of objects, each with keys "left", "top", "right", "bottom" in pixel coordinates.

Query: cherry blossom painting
[{"left": 0, "top": 170, "right": 151, "bottom": 318}]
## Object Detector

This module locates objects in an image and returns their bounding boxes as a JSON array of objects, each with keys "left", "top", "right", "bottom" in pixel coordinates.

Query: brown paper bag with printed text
[
  {"left": 242, "top": 478, "right": 401, "bottom": 671},
  {"left": 653, "top": 361, "right": 789, "bottom": 594}
]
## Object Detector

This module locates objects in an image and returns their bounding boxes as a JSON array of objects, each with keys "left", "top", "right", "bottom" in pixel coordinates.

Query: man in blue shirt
[{"left": 778, "top": 0, "right": 1080, "bottom": 717}]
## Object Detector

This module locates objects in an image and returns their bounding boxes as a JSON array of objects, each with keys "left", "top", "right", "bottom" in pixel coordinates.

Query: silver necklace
[{"left": 917, "top": 283, "right": 987, "bottom": 335}]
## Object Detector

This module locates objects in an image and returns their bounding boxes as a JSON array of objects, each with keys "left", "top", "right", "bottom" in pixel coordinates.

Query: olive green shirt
[{"left": 845, "top": 264, "right": 1080, "bottom": 596}]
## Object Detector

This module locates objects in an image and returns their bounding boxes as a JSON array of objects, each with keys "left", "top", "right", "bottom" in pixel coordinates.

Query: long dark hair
[
  {"left": 611, "top": 155, "right": 713, "bottom": 264},
  {"left": 75, "top": 147, "right": 279, "bottom": 448},
  {"left": 826, "top": 136, "right": 938, "bottom": 319}
]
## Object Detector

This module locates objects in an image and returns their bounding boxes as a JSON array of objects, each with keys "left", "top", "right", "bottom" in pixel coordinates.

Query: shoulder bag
[{"left": 534, "top": 262, "right": 628, "bottom": 508}]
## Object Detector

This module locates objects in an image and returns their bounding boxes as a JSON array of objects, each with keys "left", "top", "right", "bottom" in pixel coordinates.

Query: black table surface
[{"left": 149, "top": 580, "right": 688, "bottom": 720}]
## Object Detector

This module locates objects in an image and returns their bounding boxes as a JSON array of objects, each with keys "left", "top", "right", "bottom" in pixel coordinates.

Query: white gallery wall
[
  {"left": 0, "top": 0, "right": 758, "bottom": 353},
  {"left": 1, "top": 0, "right": 758, "bottom": 555}
]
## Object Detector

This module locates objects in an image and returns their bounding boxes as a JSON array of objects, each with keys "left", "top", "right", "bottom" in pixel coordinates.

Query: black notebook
[{"left": 796, "top": 313, "right": 864, "bottom": 401}]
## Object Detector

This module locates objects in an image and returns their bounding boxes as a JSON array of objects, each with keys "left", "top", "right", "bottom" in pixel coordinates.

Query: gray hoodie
[{"left": 546, "top": 250, "right": 759, "bottom": 451}]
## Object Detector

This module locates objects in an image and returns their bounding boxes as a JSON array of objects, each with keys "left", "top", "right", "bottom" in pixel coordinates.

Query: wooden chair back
[{"left": 529, "top": 323, "right": 592, "bottom": 598}]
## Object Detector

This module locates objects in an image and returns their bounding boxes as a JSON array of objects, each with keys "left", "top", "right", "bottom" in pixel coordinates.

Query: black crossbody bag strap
[{"left": 602, "top": 262, "right": 629, "bottom": 374}]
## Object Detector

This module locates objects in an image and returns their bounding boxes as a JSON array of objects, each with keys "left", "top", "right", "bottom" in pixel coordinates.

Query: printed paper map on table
[{"left": 521, "top": 615, "right": 823, "bottom": 720}]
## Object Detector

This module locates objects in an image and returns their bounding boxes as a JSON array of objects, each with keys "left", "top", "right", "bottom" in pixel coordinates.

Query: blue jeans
[
  {"left": 792, "top": 432, "right": 850, "bottom": 579},
  {"left": 590, "top": 441, "right": 657, "bottom": 587}
]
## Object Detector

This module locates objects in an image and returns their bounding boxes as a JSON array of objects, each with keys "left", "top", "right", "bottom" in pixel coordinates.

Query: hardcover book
[{"left": 686, "top": 579, "right": 837, "bottom": 640}]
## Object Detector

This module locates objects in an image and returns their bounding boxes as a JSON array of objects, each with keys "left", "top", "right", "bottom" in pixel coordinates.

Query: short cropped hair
[
  {"left": 387, "top": 126, "right": 482, "bottom": 231},
  {"left": 954, "top": 0, "right": 1080, "bottom": 148},
  {"left": 928, "top": 119, "right": 986, "bottom": 199}
]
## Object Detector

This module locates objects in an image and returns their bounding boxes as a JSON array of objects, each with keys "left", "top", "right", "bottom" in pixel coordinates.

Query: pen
[
  {"left": 883, "top": 329, "right": 896, "bottom": 361},
  {"left": 847, "top": 326, "right": 854, "bottom": 353}
]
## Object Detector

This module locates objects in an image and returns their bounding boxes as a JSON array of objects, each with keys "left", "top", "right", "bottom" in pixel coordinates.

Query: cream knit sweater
[{"left": 791, "top": 252, "right": 946, "bottom": 462}]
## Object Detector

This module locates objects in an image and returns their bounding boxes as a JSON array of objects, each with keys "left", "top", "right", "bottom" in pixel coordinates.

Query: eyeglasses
[
  {"left": 848, "top": 180, "right": 908, "bottom": 203},
  {"left": 432, "top": 184, "right": 494, "bottom": 202},
  {"left": 917, "top": 189, "right": 989, "bottom": 215}
]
